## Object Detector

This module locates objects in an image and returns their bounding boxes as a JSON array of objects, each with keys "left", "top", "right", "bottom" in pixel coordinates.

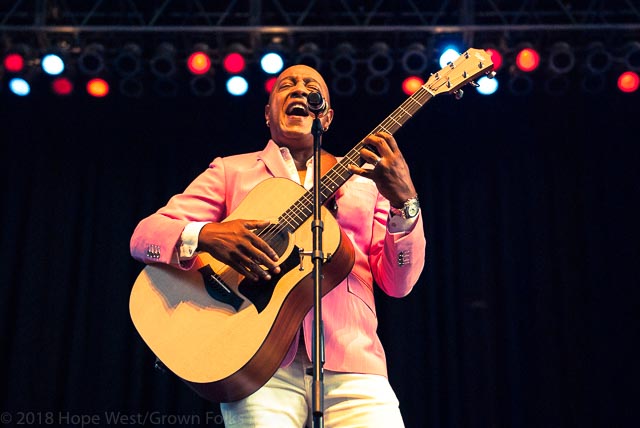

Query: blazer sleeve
[
  {"left": 129, "top": 157, "right": 228, "bottom": 269},
  {"left": 369, "top": 190, "right": 426, "bottom": 298}
]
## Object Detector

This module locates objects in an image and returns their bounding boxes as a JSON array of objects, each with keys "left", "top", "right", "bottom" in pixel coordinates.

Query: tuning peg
[
  {"left": 469, "top": 81, "right": 480, "bottom": 87},
  {"left": 487, "top": 71, "right": 497, "bottom": 79},
  {"left": 454, "top": 89, "right": 464, "bottom": 100}
]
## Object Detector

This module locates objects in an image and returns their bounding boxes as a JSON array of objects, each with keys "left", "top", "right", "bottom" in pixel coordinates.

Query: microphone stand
[{"left": 310, "top": 110, "right": 325, "bottom": 428}]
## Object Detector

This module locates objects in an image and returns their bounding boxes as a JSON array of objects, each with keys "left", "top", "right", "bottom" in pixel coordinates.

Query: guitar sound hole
[{"left": 259, "top": 226, "right": 289, "bottom": 258}]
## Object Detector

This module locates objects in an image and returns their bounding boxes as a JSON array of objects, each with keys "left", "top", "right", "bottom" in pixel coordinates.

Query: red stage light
[
  {"left": 264, "top": 77, "right": 277, "bottom": 93},
  {"left": 87, "top": 78, "right": 109, "bottom": 97},
  {"left": 485, "top": 48, "right": 503, "bottom": 71},
  {"left": 187, "top": 51, "right": 211, "bottom": 75},
  {"left": 223, "top": 53, "right": 246, "bottom": 74},
  {"left": 4, "top": 53, "right": 25, "bottom": 73},
  {"left": 51, "top": 77, "right": 73, "bottom": 95},
  {"left": 401, "top": 76, "right": 424, "bottom": 96},
  {"left": 617, "top": 71, "right": 639, "bottom": 93},
  {"left": 516, "top": 48, "right": 540, "bottom": 72}
]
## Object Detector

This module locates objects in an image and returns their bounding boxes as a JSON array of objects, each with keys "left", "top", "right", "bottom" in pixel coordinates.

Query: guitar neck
[
  {"left": 278, "top": 86, "right": 434, "bottom": 232},
  {"left": 335, "top": 84, "right": 435, "bottom": 175}
]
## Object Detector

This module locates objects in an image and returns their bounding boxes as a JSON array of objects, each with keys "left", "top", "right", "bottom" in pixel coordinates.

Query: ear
[
  {"left": 322, "top": 108, "right": 334, "bottom": 129},
  {"left": 264, "top": 104, "right": 270, "bottom": 121}
]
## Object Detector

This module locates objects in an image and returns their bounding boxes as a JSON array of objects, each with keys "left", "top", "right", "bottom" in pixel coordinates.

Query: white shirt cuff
[
  {"left": 179, "top": 221, "right": 210, "bottom": 259},
  {"left": 387, "top": 212, "right": 419, "bottom": 233}
]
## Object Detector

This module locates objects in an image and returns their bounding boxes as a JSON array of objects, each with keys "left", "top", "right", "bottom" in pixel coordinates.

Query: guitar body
[{"left": 129, "top": 177, "right": 355, "bottom": 402}]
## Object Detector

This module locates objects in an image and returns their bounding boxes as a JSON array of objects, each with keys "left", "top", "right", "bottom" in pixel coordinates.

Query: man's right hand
[{"left": 197, "top": 220, "right": 281, "bottom": 281}]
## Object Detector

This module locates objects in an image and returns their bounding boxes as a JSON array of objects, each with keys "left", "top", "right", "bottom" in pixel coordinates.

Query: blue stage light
[
  {"left": 9, "top": 77, "right": 31, "bottom": 96},
  {"left": 41, "top": 54, "right": 65, "bottom": 75},
  {"left": 476, "top": 75, "right": 499, "bottom": 95},
  {"left": 260, "top": 52, "right": 284, "bottom": 74},
  {"left": 226, "top": 76, "right": 249, "bottom": 96},
  {"left": 438, "top": 47, "right": 461, "bottom": 69}
]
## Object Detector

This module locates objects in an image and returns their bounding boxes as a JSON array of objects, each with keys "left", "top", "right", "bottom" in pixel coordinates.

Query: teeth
[{"left": 287, "top": 103, "right": 308, "bottom": 115}]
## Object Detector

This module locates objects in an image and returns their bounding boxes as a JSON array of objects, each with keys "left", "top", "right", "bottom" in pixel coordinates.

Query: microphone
[{"left": 307, "top": 92, "right": 327, "bottom": 116}]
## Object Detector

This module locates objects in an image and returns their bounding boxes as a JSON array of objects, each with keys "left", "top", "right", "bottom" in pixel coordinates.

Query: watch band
[{"left": 389, "top": 196, "right": 420, "bottom": 219}]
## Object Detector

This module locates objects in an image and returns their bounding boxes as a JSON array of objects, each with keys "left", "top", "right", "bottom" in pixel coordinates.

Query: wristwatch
[{"left": 389, "top": 196, "right": 420, "bottom": 219}]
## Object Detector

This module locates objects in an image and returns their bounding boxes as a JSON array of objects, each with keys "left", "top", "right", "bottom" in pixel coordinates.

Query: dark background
[{"left": 1, "top": 65, "right": 639, "bottom": 428}]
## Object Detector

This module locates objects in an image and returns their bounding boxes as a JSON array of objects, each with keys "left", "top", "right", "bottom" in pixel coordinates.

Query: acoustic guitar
[{"left": 129, "top": 48, "right": 494, "bottom": 403}]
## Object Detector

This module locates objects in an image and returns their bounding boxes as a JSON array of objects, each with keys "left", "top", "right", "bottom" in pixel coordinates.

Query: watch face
[{"left": 405, "top": 200, "right": 420, "bottom": 218}]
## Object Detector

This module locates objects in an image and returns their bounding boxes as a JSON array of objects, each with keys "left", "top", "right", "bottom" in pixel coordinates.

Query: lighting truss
[
  {"left": 2, "top": 1, "right": 639, "bottom": 97},
  {"left": 1, "top": 1, "right": 639, "bottom": 35}
]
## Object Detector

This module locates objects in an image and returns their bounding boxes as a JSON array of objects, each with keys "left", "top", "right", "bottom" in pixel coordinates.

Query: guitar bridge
[{"left": 198, "top": 265, "right": 244, "bottom": 311}]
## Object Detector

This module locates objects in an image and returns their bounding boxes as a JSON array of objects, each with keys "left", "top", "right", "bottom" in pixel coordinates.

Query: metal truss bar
[
  {"left": 2, "top": 23, "right": 639, "bottom": 34},
  {"left": 80, "top": 0, "right": 105, "bottom": 26},
  {"left": 0, "top": 0, "right": 25, "bottom": 25}
]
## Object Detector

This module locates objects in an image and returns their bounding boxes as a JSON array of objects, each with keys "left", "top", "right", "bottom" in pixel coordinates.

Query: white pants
[{"left": 220, "top": 345, "right": 404, "bottom": 427}]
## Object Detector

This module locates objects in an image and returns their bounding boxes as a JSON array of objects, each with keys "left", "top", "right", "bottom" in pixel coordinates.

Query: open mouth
[{"left": 285, "top": 102, "right": 309, "bottom": 117}]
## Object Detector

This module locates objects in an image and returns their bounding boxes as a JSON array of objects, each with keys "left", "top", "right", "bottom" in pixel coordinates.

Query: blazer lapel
[{"left": 258, "top": 140, "right": 291, "bottom": 179}]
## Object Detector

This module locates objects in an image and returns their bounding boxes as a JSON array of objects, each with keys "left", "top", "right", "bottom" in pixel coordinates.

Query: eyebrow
[{"left": 279, "top": 76, "right": 321, "bottom": 86}]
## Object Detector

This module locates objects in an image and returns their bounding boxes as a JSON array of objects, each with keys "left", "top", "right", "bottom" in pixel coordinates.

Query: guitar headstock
[{"left": 423, "top": 48, "right": 495, "bottom": 97}]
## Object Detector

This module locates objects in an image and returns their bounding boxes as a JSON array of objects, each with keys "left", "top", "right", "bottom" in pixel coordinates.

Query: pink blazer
[{"left": 130, "top": 140, "right": 426, "bottom": 377}]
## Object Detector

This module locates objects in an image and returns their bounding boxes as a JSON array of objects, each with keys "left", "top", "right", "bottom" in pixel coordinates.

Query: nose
[{"left": 290, "top": 81, "right": 309, "bottom": 98}]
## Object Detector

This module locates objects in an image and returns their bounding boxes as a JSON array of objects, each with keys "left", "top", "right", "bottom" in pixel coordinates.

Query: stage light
[
  {"left": 617, "top": 71, "right": 639, "bottom": 93},
  {"left": 260, "top": 52, "right": 284, "bottom": 75},
  {"left": 86, "top": 78, "right": 109, "bottom": 97},
  {"left": 331, "top": 43, "right": 356, "bottom": 76},
  {"left": 484, "top": 48, "right": 503, "bottom": 71},
  {"left": 78, "top": 43, "right": 105, "bottom": 75},
  {"left": 401, "top": 76, "right": 424, "bottom": 96},
  {"left": 265, "top": 77, "right": 277, "bottom": 93},
  {"left": 223, "top": 43, "right": 249, "bottom": 74},
  {"left": 187, "top": 43, "right": 212, "bottom": 75},
  {"left": 623, "top": 41, "right": 640, "bottom": 71},
  {"left": 119, "top": 78, "right": 144, "bottom": 97},
  {"left": 187, "top": 51, "right": 211, "bottom": 75},
  {"left": 364, "top": 75, "right": 389, "bottom": 95},
  {"left": 508, "top": 74, "right": 533, "bottom": 96},
  {"left": 51, "top": 77, "right": 73, "bottom": 95},
  {"left": 401, "top": 43, "right": 428, "bottom": 75},
  {"left": 581, "top": 73, "right": 606, "bottom": 94},
  {"left": 150, "top": 43, "right": 177, "bottom": 78},
  {"left": 548, "top": 42, "right": 575, "bottom": 74},
  {"left": 515, "top": 47, "right": 540, "bottom": 72},
  {"left": 544, "top": 75, "right": 570, "bottom": 96},
  {"left": 114, "top": 43, "right": 143, "bottom": 77},
  {"left": 4, "top": 52, "right": 25, "bottom": 73},
  {"left": 583, "top": 42, "right": 611, "bottom": 75},
  {"left": 190, "top": 75, "right": 215, "bottom": 96},
  {"left": 41, "top": 53, "right": 65, "bottom": 75},
  {"left": 223, "top": 52, "right": 246, "bottom": 74},
  {"left": 295, "top": 42, "right": 322, "bottom": 70},
  {"left": 476, "top": 75, "right": 499, "bottom": 95},
  {"left": 153, "top": 79, "right": 178, "bottom": 97},
  {"left": 331, "top": 75, "right": 356, "bottom": 97},
  {"left": 439, "top": 47, "right": 461, "bottom": 69},
  {"left": 3, "top": 44, "right": 31, "bottom": 73},
  {"left": 226, "top": 76, "right": 249, "bottom": 96},
  {"left": 9, "top": 77, "right": 30, "bottom": 96},
  {"left": 367, "top": 42, "right": 393, "bottom": 76}
]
